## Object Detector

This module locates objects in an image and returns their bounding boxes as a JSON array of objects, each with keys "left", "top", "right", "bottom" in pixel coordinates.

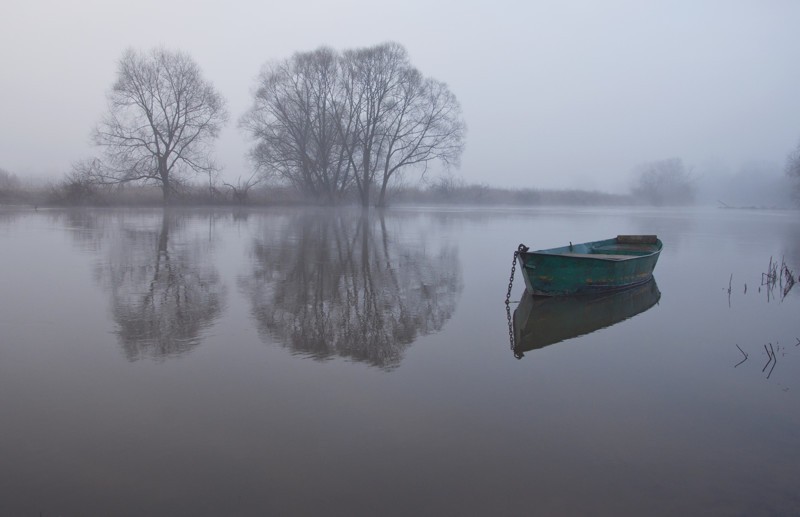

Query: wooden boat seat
[{"left": 558, "top": 253, "right": 634, "bottom": 260}]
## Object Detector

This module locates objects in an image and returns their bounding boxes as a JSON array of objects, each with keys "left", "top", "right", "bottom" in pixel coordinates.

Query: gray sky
[{"left": 2, "top": 0, "right": 800, "bottom": 192}]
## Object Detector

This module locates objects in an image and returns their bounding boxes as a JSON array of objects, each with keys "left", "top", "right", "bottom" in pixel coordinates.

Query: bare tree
[
  {"left": 375, "top": 75, "right": 465, "bottom": 206},
  {"left": 56, "top": 160, "right": 105, "bottom": 204},
  {"left": 341, "top": 43, "right": 465, "bottom": 207},
  {"left": 241, "top": 47, "right": 354, "bottom": 203},
  {"left": 631, "top": 157, "right": 695, "bottom": 205},
  {"left": 92, "top": 48, "right": 228, "bottom": 203},
  {"left": 242, "top": 42, "right": 465, "bottom": 207},
  {"left": 223, "top": 172, "right": 262, "bottom": 204}
]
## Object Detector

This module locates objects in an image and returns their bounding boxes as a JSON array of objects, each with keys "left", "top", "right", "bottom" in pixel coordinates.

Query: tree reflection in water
[
  {"left": 85, "top": 211, "right": 226, "bottom": 361},
  {"left": 241, "top": 210, "right": 462, "bottom": 370}
]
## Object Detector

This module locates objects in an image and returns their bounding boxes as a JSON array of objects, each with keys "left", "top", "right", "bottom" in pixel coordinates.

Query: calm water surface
[{"left": 0, "top": 206, "right": 798, "bottom": 516}]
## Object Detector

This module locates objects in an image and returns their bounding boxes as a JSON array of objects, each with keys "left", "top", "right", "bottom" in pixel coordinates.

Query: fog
[{"left": 2, "top": 0, "right": 800, "bottom": 197}]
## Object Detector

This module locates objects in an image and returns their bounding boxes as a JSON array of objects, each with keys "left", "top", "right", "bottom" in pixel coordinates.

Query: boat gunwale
[{"left": 521, "top": 238, "right": 663, "bottom": 262}]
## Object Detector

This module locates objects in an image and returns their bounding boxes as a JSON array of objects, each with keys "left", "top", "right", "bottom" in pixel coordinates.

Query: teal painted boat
[{"left": 516, "top": 235, "right": 662, "bottom": 296}]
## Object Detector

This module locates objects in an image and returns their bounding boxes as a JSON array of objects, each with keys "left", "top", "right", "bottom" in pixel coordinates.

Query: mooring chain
[
  {"left": 505, "top": 244, "right": 529, "bottom": 353},
  {"left": 505, "top": 244, "right": 529, "bottom": 305},
  {"left": 505, "top": 251, "right": 518, "bottom": 306},
  {"left": 506, "top": 303, "right": 515, "bottom": 351}
]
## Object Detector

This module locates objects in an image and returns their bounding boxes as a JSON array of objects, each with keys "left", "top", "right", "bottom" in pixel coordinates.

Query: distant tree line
[
  {"left": 35, "top": 179, "right": 637, "bottom": 207},
  {"left": 0, "top": 168, "right": 21, "bottom": 203}
]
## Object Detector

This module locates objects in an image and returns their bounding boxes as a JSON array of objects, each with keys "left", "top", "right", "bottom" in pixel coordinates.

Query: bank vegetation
[{"left": 0, "top": 171, "right": 640, "bottom": 208}]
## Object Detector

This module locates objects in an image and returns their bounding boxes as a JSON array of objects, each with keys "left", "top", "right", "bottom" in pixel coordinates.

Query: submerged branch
[{"left": 734, "top": 344, "right": 748, "bottom": 367}]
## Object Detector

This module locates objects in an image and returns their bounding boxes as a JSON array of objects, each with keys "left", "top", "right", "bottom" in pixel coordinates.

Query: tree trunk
[
  {"left": 377, "top": 176, "right": 389, "bottom": 207},
  {"left": 359, "top": 152, "right": 371, "bottom": 207},
  {"left": 159, "top": 157, "right": 171, "bottom": 204},
  {"left": 162, "top": 178, "right": 171, "bottom": 203},
  {"left": 360, "top": 187, "right": 370, "bottom": 208}
]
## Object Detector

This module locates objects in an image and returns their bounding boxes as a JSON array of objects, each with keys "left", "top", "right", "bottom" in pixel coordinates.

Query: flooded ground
[{"left": 0, "top": 206, "right": 798, "bottom": 516}]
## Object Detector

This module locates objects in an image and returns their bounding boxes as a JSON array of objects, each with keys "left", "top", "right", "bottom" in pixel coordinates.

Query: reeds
[{"left": 761, "top": 256, "right": 796, "bottom": 301}]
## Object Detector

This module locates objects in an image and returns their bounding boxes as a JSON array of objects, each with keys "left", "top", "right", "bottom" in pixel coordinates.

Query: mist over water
[{"left": 0, "top": 206, "right": 798, "bottom": 516}]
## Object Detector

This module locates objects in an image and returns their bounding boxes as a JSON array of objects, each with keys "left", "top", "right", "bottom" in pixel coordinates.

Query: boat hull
[{"left": 518, "top": 236, "right": 662, "bottom": 296}]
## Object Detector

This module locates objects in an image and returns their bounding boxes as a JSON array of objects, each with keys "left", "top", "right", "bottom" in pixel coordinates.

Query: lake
[{"left": 1, "top": 206, "right": 798, "bottom": 516}]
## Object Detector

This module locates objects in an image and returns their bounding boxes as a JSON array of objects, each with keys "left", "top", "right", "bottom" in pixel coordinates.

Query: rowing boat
[{"left": 515, "top": 235, "right": 662, "bottom": 296}]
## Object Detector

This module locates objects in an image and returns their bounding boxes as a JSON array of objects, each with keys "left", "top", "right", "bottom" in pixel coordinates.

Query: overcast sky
[{"left": 2, "top": 0, "right": 800, "bottom": 192}]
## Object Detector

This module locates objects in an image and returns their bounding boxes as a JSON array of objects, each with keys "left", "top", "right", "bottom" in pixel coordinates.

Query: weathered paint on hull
[{"left": 518, "top": 237, "right": 662, "bottom": 296}]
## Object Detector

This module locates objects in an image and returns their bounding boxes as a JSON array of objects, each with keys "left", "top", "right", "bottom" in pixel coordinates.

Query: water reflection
[
  {"left": 240, "top": 210, "right": 462, "bottom": 369},
  {"left": 0, "top": 208, "right": 24, "bottom": 225},
  {"left": 779, "top": 222, "right": 800, "bottom": 298},
  {"left": 512, "top": 279, "right": 661, "bottom": 358},
  {"left": 783, "top": 226, "right": 800, "bottom": 266},
  {"left": 108, "top": 214, "right": 225, "bottom": 360},
  {"left": 63, "top": 210, "right": 226, "bottom": 360}
]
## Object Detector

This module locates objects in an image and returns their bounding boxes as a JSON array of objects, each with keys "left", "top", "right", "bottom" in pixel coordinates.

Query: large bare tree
[
  {"left": 240, "top": 47, "right": 353, "bottom": 203},
  {"left": 241, "top": 42, "right": 465, "bottom": 207},
  {"left": 375, "top": 72, "right": 465, "bottom": 205},
  {"left": 92, "top": 48, "right": 228, "bottom": 203},
  {"left": 341, "top": 43, "right": 465, "bottom": 207}
]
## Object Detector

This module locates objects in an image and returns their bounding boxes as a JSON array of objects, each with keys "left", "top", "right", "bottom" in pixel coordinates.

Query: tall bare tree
[
  {"left": 376, "top": 74, "right": 465, "bottom": 206},
  {"left": 242, "top": 42, "right": 465, "bottom": 207},
  {"left": 92, "top": 48, "right": 228, "bottom": 203},
  {"left": 241, "top": 47, "right": 354, "bottom": 203},
  {"left": 341, "top": 43, "right": 465, "bottom": 207}
]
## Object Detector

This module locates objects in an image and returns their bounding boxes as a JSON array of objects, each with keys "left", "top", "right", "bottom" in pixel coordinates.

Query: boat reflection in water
[{"left": 512, "top": 279, "right": 661, "bottom": 358}]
